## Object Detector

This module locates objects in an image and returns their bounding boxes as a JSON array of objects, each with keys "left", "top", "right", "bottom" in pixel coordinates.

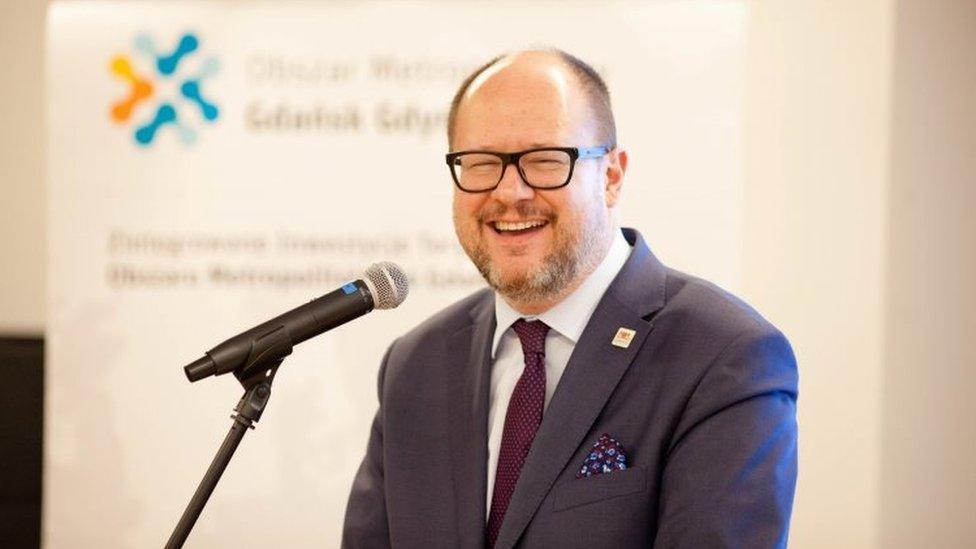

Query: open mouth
[{"left": 490, "top": 220, "right": 549, "bottom": 235}]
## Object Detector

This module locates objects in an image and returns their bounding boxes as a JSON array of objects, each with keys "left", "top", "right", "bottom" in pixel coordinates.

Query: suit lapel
[
  {"left": 448, "top": 291, "right": 495, "bottom": 549},
  {"left": 494, "top": 229, "right": 668, "bottom": 548}
]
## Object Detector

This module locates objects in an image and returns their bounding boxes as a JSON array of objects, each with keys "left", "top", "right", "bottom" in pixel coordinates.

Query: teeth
[{"left": 493, "top": 220, "right": 546, "bottom": 232}]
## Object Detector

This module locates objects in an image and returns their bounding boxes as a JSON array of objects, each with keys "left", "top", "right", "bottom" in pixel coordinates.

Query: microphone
[{"left": 183, "top": 261, "right": 408, "bottom": 382}]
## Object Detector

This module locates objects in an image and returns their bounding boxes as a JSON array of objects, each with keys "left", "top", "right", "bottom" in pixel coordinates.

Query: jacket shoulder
[
  {"left": 655, "top": 268, "right": 797, "bottom": 397},
  {"left": 399, "top": 287, "right": 491, "bottom": 344},
  {"left": 382, "top": 287, "right": 491, "bottom": 369},
  {"left": 661, "top": 268, "right": 785, "bottom": 343}
]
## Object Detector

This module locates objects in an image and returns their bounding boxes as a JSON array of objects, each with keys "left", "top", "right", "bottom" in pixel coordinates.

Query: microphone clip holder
[{"left": 166, "top": 352, "right": 287, "bottom": 548}]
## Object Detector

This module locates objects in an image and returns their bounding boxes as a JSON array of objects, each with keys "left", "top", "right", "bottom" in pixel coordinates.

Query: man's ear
[{"left": 604, "top": 148, "right": 627, "bottom": 207}]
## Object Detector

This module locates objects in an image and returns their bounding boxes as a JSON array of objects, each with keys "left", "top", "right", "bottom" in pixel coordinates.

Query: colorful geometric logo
[{"left": 109, "top": 32, "right": 219, "bottom": 147}]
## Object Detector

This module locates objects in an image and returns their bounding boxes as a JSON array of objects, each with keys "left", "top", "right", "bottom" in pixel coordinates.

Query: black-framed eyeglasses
[{"left": 445, "top": 146, "right": 610, "bottom": 193}]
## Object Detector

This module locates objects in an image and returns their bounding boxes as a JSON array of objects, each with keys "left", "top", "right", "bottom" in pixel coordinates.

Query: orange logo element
[{"left": 109, "top": 56, "right": 154, "bottom": 122}]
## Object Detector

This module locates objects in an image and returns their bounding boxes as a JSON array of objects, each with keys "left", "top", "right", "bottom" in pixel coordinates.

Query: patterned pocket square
[{"left": 576, "top": 433, "right": 628, "bottom": 478}]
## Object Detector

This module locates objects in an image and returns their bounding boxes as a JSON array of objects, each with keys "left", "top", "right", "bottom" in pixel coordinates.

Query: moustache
[{"left": 476, "top": 202, "right": 556, "bottom": 224}]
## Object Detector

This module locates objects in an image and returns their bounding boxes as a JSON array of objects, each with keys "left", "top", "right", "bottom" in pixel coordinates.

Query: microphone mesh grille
[{"left": 364, "top": 262, "right": 409, "bottom": 309}]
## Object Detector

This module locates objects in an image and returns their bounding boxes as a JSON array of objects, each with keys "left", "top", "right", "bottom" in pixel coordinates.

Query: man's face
[{"left": 450, "top": 56, "right": 624, "bottom": 310}]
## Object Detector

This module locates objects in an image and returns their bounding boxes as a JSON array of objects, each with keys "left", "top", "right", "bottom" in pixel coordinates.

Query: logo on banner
[{"left": 109, "top": 32, "right": 220, "bottom": 147}]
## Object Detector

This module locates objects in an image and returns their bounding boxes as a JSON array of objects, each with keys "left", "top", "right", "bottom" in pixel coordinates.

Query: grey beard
[{"left": 467, "top": 223, "right": 602, "bottom": 305}]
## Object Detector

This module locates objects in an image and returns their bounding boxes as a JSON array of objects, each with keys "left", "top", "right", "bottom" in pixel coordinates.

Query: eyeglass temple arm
[{"left": 577, "top": 146, "right": 610, "bottom": 159}]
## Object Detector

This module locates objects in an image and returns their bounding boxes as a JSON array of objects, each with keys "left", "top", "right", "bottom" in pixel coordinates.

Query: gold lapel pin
[{"left": 611, "top": 327, "right": 637, "bottom": 348}]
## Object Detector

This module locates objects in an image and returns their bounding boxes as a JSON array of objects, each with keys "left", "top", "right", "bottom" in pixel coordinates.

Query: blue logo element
[
  {"left": 110, "top": 31, "right": 220, "bottom": 147},
  {"left": 341, "top": 282, "right": 359, "bottom": 295}
]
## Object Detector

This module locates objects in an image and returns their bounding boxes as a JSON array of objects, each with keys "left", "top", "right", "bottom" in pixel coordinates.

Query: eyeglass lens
[{"left": 452, "top": 150, "right": 572, "bottom": 191}]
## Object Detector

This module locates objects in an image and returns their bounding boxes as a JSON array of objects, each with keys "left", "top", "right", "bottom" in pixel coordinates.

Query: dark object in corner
[{"left": 0, "top": 337, "right": 44, "bottom": 549}]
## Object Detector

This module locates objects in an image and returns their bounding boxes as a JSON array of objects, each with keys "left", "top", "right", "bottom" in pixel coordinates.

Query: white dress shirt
[{"left": 485, "top": 229, "right": 632, "bottom": 515}]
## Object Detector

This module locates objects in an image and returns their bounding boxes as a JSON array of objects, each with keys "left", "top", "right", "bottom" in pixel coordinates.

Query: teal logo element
[{"left": 109, "top": 32, "right": 220, "bottom": 147}]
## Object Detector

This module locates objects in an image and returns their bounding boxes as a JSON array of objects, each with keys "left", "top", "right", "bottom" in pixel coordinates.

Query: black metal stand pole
[{"left": 165, "top": 361, "right": 281, "bottom": 549}]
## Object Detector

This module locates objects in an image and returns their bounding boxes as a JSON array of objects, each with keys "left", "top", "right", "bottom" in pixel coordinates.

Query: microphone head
[{"left": 363, "top": 261, "right": 409, "bottom": 309}]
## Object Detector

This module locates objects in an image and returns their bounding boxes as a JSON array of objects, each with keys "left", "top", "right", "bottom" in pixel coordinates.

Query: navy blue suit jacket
[{"left": 344, "top": 228, "right": 798, "bottom": 548}]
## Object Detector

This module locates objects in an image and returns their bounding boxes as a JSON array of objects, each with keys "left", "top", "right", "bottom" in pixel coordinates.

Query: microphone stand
[{"left": 165, "top": 356, "right": 285, "bottom": 548}]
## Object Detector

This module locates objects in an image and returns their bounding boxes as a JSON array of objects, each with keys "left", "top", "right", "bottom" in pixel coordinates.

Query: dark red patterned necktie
[{"left": 486, "top": 319, "right": 551, "bottom": 547}]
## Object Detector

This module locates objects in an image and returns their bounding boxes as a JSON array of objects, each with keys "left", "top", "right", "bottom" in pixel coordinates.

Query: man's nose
[{"left": 491, "top": 163, "right": 535, "bottom": 204}]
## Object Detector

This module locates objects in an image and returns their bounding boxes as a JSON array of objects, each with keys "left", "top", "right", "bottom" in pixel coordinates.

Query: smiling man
[{"left": 343, "top": 50, "right": 798, "bottom": 549}]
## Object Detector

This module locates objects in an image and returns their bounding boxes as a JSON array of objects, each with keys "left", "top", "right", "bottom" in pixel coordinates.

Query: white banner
[{"left": 46, "top": 1, "right": 745, "bottom": 546}]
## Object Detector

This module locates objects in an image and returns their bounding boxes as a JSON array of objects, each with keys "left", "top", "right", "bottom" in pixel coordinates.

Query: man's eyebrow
[{"left": 474, "top": 143, "right": 561, "bottom": 150}]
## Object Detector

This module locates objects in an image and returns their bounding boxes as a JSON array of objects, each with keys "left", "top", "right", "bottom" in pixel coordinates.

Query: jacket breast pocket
[{"left": 551, "top": 466, "right": 646, "bottom": 512}]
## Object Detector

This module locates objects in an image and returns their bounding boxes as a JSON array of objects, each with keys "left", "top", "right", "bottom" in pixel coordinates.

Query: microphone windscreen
[{"left": 364, "top": 261, "right": 409, "bottom": 309}]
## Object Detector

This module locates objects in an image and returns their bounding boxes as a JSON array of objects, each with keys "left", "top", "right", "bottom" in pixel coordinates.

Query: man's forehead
[{"left": 461, "top": 52, "right": 577, "bottom": 108}]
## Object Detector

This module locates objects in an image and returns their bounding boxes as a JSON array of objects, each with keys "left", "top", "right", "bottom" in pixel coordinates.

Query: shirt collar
[{"left": 491, "top": 229, "right": 632, "bottom": 358}]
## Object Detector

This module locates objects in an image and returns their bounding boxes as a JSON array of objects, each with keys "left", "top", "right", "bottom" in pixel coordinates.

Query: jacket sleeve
[
  {"left": 653, "top": 327, "right": 799, "bottom": 549},
  {"left": 342, "top": 341, "right": 397, "bottom": 549}
]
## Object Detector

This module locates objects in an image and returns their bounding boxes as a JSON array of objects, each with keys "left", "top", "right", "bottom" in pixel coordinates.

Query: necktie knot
[{"left": 511, "top": 319, "right": 550, "bottom": 356}]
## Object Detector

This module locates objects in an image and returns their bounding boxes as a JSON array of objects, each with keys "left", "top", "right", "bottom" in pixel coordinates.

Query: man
[{"left": 343, "top": 49, "right": 798, "bottom": 548}]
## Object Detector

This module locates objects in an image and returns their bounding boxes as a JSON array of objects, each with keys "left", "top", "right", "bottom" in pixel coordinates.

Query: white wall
[
  {"left": 881, "top": 1, "right": 976, "bottom": 546},
  {"left": 744, "top": 2, "right": 893, "bottom": 547},
  {"left": 0, "top": 0, "right": 46, "bottom": 335}
]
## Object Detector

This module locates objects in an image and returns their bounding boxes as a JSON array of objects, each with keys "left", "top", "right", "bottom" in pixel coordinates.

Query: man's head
[{"left": 448, "top": 49, "right": 628, "bottom": 314}]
